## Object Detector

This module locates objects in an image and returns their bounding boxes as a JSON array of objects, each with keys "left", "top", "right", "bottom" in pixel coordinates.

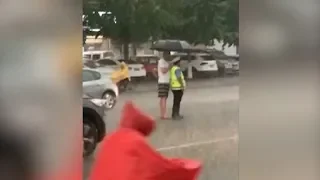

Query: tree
[
  {"left": 83, "top": 0, "right": 239, "bottom": 54},
  {"left": 161, "top": 0, "right": 229, "bottom": 46},
  {"left": 84, "top": 0, "right": 178, "bottom": 59},
  {"left": 221, "top": 0, "right": 239, "bottom": 50}
]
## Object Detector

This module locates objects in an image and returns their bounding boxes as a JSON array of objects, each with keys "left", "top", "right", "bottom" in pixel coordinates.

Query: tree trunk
[
  {"left": 123, "top": 42, "right": 129, "bottom": 60},
  {"left": 187, "top": 53, "right": 193, "bottom": 79},
  {"left": 132, "top": 43, "right": 137, "bottom": 57},
  {"left": 236, "top": 44, "right": 239, "bottom": 54}
]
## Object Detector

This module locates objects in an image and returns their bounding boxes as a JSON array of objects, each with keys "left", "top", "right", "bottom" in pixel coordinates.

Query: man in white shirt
[{"left": 157, "top": 51, "right": 171, "bottom": 120}]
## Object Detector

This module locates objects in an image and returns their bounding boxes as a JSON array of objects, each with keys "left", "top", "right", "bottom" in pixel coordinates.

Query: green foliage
[
  {"left": 83, "top": 0, "right": 239, "bottom": 49},
  {"left": 157, "top": 0, "right": 237, "bottom": 46},
  {"left": 83, "top": 0, "right": 179, "bottom": 58},
  {"left": 84, "top": 0, "right": 177, "bottom": 42},
  {"left": 221, "top": 0, "right": 239, "bottom": 47}
]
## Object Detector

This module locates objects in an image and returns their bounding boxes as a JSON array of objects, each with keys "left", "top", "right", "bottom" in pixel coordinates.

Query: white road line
[{"left": 157, "top": 135, "right": 238, "bottom": 152}]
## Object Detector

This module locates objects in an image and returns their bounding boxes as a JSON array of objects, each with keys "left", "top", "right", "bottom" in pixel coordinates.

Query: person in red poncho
[{"left": 89, "top": 101, "right": 202, "bottom": 180}]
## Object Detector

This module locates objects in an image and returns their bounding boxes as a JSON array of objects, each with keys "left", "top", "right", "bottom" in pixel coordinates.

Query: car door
[{"left": 82, "top": 70, "right": 104, "bottom": 98}]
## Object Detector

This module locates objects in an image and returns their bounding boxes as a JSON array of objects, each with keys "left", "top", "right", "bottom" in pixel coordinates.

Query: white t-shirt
[{"left": 157, "top": 58, "right": 170, "bottom": 83}]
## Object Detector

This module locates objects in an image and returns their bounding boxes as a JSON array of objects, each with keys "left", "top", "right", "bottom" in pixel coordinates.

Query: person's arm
[
  {"left": 175, "top": 68, "right": 184, "bottom": 89},
  {"left": 152, "top": 67, "right": 158, "bottom": 78},
  {"left": 160, "top": 67, "right": 169, "bottom": 73}
]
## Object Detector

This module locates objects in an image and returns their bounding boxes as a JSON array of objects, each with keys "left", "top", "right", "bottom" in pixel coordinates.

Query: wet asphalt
[{"left": 84, "top": 77, "right": 239, "bottom": 180}]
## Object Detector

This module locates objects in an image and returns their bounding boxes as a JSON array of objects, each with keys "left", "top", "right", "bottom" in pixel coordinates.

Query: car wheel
[
  {"left": 83, "top": 118, "right": 98, "bottom": 157},
  {"left": 102, "top": 91, "right": 117, "bottom": 109}
]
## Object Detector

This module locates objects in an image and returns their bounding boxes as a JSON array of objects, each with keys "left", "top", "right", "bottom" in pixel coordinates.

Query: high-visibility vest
[{"left": 170, "top": 65, "right": 186, "bottom": 90}]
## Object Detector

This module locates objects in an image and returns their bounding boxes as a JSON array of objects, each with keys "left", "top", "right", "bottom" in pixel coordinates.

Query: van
[{"left": 83, "top": 50, "right": 115, "bottom": 61}]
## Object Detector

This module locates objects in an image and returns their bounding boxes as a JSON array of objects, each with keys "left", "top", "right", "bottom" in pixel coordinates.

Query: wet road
[{"left": 84, "top": 77, "right": 239, "bottom": 180}]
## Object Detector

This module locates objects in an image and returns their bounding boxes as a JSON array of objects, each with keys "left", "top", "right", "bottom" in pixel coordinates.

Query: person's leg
[
  {"left": 172, "top": 90, "right": 183, "bottom": 119},
  {"left": 160, "top": 97, "right": 166, "bottom": 117},
  {"left": 171, "top": 90, "right": 178, "bottom": 118},
  {"left": 176, "top": 90, "right": 183, "bottom": 117},
  {"left": 158, "top": 84, "right": 169, "bottom": 119}
]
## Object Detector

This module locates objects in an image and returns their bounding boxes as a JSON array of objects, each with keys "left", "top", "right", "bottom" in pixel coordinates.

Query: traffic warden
[{"left": 170, "top": 59, "right": 186, "bottom": 120}]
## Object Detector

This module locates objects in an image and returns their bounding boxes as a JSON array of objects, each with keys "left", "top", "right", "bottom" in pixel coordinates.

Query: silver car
[
  {"left": 82, "top": 68, "right": 119, "bottom": 109},
  {"left": 83, "top": 94, "right": 106, "bottom": 157}
]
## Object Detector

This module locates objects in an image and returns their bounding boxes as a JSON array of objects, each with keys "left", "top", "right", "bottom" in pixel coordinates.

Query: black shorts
[{"left": 158, "top": 83, "right": 170, "bottom": 98}]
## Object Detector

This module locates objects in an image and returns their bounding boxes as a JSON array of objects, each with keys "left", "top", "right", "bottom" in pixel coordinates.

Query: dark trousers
[{"left": 171, "top": 89, "right": 184, "bottom": 117}]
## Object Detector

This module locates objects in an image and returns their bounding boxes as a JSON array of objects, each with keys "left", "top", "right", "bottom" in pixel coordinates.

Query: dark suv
[{"left": 83, "top": 95, "right": 106, "bottom": 157}]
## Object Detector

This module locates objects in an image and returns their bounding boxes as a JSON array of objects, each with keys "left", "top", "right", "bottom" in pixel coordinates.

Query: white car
[
  {"left": 172, "top": 53, "right": 218, "bottom": 76},
  {"left": 83, "top": 50, "right": 115, "bottom": 61},
  {"left": 229, "top": 56, "right": 239, "bottom": 72},
  {"left": 96, "top": 58, "right": 146, "bottom": 78},
  {"left": 217, "top": 60, "right": 234, "bottom": 74},
  {"left": 82, "top": 68, "right": 119, "bottom": 109}
]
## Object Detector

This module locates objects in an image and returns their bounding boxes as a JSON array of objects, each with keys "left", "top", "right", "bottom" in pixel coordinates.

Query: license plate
[
  {"left": 210, "top": 65, "right": 214, "bottom": 68},
  {"left": 134, "top": 68, "right": 140, "bottom": 71}
]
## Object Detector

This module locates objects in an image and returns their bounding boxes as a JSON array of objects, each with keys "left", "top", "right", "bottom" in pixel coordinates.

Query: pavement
[
  {"left": 84, "top": 77, "right": 239, "bottom": 180},
  {"left": 130, "top": 76, "right": 238, "bottom": 93}
]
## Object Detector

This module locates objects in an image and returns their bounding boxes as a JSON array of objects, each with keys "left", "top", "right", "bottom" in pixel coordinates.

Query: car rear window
[
  {"left": 119, "top": 60, "right": 137, "bottom": 64},
  {"left": 97, "top": 59, "right": 117, "bottom": 66}
]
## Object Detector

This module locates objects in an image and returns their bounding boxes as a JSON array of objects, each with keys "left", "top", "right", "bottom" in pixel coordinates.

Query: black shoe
[
  {"left": 172, "top": 115, "right": 183, "bottom": 120},
  {"left": 178, "top": 114, "right": 184, "bottom": 119}
]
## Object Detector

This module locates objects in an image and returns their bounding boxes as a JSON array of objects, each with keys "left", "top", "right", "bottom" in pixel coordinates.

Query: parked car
[
  {"left": 171, "top": 53, "right": 219, "bottom": 77},
  {"left": 83, "top": 68, "right": 119, "bottom": 109},
  {"left": 96, "top": 58, "right": 146, "bottom": 79},
  {"left": 83, "top": 94, "right": 106, "bottom": 157},
  {"left": 135, "top": 54, "right": 159, "bottom": 79},
  {"left": 229, "top": 55, "right": 239, "bottom": 73},
  {"left": 216, "top": 60, "right": 234, "bottom": 75},
  {"left": 83, "top": 50, "right": 115, "bottom": 61}
]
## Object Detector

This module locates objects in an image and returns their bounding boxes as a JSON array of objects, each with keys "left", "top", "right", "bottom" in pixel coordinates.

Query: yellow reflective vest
[{"left": 170, "top": 65, "right": 186, "bottom": 90}]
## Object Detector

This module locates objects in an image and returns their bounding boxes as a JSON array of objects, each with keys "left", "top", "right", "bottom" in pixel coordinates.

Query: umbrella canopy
[{"left": 150, "top": 40, "right": 194, "bottom": 52}]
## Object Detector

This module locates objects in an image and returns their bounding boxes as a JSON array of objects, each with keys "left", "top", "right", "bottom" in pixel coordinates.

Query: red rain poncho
[{"left": 89, "top": 102, "right": 201, "bottom": 180}]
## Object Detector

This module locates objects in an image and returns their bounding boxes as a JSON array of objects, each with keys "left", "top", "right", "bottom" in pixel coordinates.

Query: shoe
[
  {"left": 172, "top": 115, "right": 183, "bottom": 120},
  {"left": 160, "top": 116, "right": 170, "bottom": 120},
  {"left": 178, "top": 115, "right": 184, "bottom": 119}
]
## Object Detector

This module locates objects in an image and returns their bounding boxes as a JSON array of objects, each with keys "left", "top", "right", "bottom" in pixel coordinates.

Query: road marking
[{"left": 157, "top": 135, "right": 238, "bottom": 152}]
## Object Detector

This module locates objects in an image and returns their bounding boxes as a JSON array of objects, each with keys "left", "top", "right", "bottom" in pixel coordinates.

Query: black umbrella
[{"left": 150, "top": 40, "right": 194, "bottom": 52}]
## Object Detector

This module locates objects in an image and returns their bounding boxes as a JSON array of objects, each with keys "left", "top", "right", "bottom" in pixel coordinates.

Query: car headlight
[{"left": 90, "top": 99, "right": 107, "bottom": 107}]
